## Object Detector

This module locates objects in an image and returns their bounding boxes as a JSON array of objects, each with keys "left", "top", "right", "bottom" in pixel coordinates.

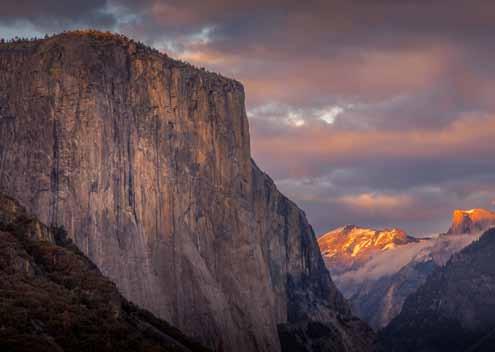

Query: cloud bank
[{"left": 2, "top": 0, "right": 495, "bottom": 234}]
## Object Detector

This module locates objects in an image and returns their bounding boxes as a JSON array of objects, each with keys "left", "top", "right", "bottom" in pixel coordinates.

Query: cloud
[
  {"left": 251, "top": 112, "right": 495, "bottom": 180},
  {"left": 338, "top": 193, "right": 414, "bottom": 212},
  {"left": 275, "top": 166, "right": 495, "bottom": 236},
  {"left": 0, "top": 0, "right": 116, "bottom": 32},
  {"left": 335, "top": 233, "right": 479, "bottom": 297},
  {"left": 3, "top": 0, "right": 495, "bottom": 236}
]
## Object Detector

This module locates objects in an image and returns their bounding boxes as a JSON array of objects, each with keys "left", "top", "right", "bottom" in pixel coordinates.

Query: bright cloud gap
[{"left": 248, "top": 103, "right": 348, "bottom": 128}]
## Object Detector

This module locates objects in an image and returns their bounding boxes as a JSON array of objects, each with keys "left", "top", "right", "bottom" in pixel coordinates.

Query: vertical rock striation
[{"left": 0, "top": 31, "right": 373, "bottom": 352}]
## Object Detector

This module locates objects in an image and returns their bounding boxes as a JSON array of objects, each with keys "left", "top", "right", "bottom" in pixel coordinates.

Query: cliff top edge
[{"left": 0, "top": 29, "right": 244, "bottom": 89}]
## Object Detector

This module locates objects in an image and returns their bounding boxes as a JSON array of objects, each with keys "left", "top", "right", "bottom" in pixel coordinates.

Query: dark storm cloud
[
  {"left": 123, "top": 0, "right": 495, "bottom": 65},
  {"left": 115, "top": 0, "right": 495, "bottom": 47},
  {"left": 0, "top": 0, "right": 116, "bottom": 31},
  {"left": 3, "top": 0, "right": 495, "bottom": 235}
]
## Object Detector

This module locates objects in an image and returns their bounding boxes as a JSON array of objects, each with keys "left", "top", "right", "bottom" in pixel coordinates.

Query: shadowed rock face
[
  {"left": 0, "top": 192, "right": 212, "bottom": 352},
  {"left": 0, "top": 31, "right": 373, "bottom": 352},
  {"left": 379, "top": 228, "right": 495, "bottom": 352}
]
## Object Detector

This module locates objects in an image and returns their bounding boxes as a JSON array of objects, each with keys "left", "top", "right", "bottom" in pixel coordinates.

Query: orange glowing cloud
[
  {"left": 158, "top": 33, "right": 456, "bottom": 106},
  {"left": 241, "top": 45, "right": 454, "bottom": 105},
  {"left": 251, "top": 113, "right": 495, "bottom": 177},
  {"left": 338, "top": 193, "right": 414, "bottom": 211}
]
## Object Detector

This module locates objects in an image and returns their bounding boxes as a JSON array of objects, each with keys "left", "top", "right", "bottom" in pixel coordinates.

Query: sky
[{"left": 2, "top": 0, "right": 495, "bottom": 236}]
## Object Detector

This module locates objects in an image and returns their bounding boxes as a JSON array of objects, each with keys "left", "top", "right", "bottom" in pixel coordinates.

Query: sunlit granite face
[{"left": 448, "top": 208, "right": 495, "bottom": 234}]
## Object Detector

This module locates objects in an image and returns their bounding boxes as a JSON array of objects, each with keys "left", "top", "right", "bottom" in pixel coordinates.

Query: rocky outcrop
[
  {"left": 379, "top": 228, "right": 495, "bottom": 352},
  {"left": 0, "top": 31, "right": 373, "bottom": 352},
  {"left": 0, "top": 192, "right": 211, "bottom": 352},
  {"left": 447, "top": 208, "right": 495, "bottom": 235}
]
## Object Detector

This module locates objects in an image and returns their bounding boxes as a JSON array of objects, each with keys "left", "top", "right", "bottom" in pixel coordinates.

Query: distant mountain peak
[
  {"left": 448, "top": 208, "right": 495, "bottom": 234},
  {"left": 339, "top": 224, "right": 406, "bottom": 235},
  {"left": 320, "top": 211, "right": 485, "bottom": 331},
  {"left": 318, "top": 225, "right": 417, "bottom": 274},
  {"left": 320, "top": 225, "right": 414, "bottom": 251}
]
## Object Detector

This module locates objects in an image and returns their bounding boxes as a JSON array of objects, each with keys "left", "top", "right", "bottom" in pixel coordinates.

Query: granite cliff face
[
  {"left": 0, "top": 192, "right": 211, "bottom": 352},
  {"left": 0, "top": 31, "right": 373, "bottom": 352},
  {"left": 447, "top": 208, "right": 495, "bottom": 235},
  {"left": 380, "top": 228, "right": 495, "bottom": 351}
]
